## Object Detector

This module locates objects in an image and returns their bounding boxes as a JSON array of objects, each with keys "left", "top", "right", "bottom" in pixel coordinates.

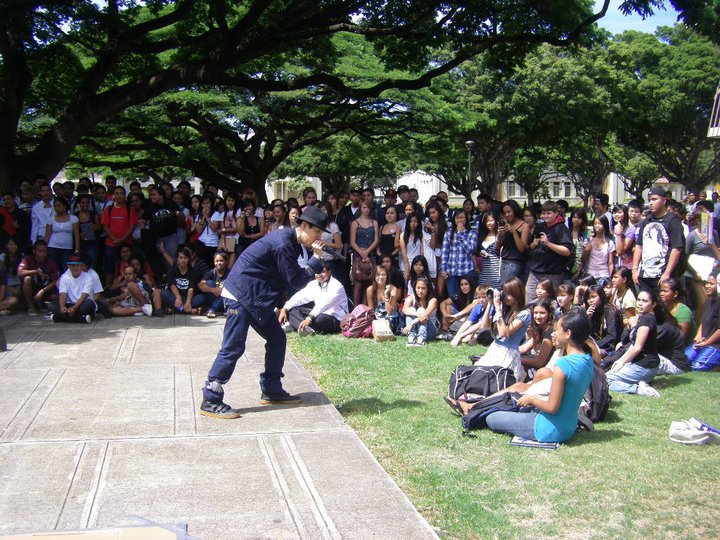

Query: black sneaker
[
  {"left": 260, "top": 392, "right": 302, "bottom": 405},
  {"left": 199, "top": 400, "right": 242, "bottom": 419},
  {"left": 152, "top": 308, "right": 165, "bottom": 318}
]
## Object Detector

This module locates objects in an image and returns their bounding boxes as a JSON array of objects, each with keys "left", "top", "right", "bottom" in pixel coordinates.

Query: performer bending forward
[{"left": 200, "top": 206, "right": 328, "bottom": 419}]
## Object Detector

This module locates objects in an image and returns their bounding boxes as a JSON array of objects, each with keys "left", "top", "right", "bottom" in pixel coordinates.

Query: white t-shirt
[
  {"left": 48, "top": 215, "right": 79, "bottom": 250},
  {"left": 197, "top": 212, "right": 221, "bottom": 247},
  {"left": 58, "top": 269, "right": 94, "bottom": 303}
]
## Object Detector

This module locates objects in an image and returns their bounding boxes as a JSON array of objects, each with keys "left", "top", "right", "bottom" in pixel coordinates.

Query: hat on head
[
  {"left": 647, "top": 186, "right": 667, "bottom": 198},
  {"left": 397, "top": 185, "right": 410, "bottom": 194},
  {"left": 297, "top": 206, "right": 330, "bottom": 233},
  {"left": 67, "top": 255, "right": 83, "bottom": 265}
]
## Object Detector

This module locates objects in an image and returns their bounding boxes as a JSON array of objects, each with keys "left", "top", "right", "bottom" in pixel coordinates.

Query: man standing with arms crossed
[{"left": 200, "top": 206, "right": 329, "bottom": 419}]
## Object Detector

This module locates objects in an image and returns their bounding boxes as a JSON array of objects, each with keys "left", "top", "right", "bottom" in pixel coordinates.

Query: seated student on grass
[
  {"left": 459, "top": 310, "right": 595, "bottom": 444},
  {"left": 520, "top": 299, "right": 556, "bottom": 380},
  {"left": 583, "top": 284, "right": 623, "bottom": 358},
  {"left": 277, "top": 261, "right": 348, "bottom": 335},
  {"left": 402, "top": 276, "right": 439, "bottom": 346},
  {"left": 610, "top": 267, "right": 637, "bottom": 327},
  {"left": 554, "top": 283, "right": 575, "bottom": 320},
  {"left": 106, "top": 264, "right": 152, "bottom": 317},
  {"left": 438, "top": 275, "right": 476, "bottom": 340},
  {"left": 658, "top": 278, "right": 695, "bottom": 345},
  {"left": 17, "top": 239, "right": 59, "bottom": 315},
  {"left": 467, "top": 277, "right": 530, "bottom": 380},
  {"left": 49, "top": 255, "right": 96, "bottom": 323},
  {"left": 685, "top": 272, "right": 720, "bottom": 371},
  {"left": 450, "top": 284, "right": 493, "bottom": 347},
  {"left": 366, "top": 264, "right": 400, "bottom": 334},
  {"left": 603, "top": 289, "right": 663, "bottom": 397},
  {"left": 198, "top": 250, "right": 230, "bottom": 318}
]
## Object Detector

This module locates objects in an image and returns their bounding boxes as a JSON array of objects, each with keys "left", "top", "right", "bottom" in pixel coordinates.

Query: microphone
[{"left": 320, "top": 245, "right": 346, "bottom": 262}]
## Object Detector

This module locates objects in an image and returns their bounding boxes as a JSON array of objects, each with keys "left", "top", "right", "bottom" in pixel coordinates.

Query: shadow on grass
[
  {"left": 566, "top": 428, "right": 635, "bottom": 446},
  {"left": 600, "top": 409, "right": 623, "bottom": 424},
  {"left": 337, "top": 397, "right": 423, "bottom": 416},
  {"left": 652, "top": 377, "right": 693, "bottom": 390}
]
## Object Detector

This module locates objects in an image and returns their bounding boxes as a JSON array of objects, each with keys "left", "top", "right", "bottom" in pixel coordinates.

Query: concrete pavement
[{"left": 0, "top": 313, "right": 438, "bottom": 539}]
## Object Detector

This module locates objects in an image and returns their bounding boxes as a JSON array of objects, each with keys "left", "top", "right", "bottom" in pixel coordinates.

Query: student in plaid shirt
[{"left": 440, "top": 210, "right": 478, "bottom": 298}]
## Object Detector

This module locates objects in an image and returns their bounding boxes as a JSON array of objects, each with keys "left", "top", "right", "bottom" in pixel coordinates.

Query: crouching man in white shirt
[
  {"left": 277, "top": 261, "right": 348, "bottom": 335},
  {"left": 48, "top": 255, "right": 97, "bottom": 323}
]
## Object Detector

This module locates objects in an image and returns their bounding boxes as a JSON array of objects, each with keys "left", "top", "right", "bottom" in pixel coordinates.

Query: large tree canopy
[{"left": 1, "top": 0, "right": 706, "bottom": 190}]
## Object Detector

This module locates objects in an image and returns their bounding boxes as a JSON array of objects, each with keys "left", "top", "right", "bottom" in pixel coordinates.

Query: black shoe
[
  {"left": 260, "top": 392, "right": 302, "bottom": 405},
  {"left": 199, "top": 400, "right": 242, "bottom": 419},
  {"left": 153, "top": 308, "right": 164, "bottom": 318}
]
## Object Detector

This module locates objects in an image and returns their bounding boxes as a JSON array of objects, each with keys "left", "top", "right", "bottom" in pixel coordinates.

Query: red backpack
[{"left": 340, "top": 304, "right": 376, "bottom": 338}]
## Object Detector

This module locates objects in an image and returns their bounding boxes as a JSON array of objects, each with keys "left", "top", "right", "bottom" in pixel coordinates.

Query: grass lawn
[{"left": 290, "top": 334, "right": 720, "bottom": 539}]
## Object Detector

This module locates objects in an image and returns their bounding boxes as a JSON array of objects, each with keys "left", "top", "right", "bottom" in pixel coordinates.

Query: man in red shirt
[{"left": 101, "top": 186, "right": 137, "bottom": 285}]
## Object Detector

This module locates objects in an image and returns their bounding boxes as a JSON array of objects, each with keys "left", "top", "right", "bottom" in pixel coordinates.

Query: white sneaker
[
  {"left": 282, "top": 322, "right": 293, "bottom": 333},
  {"left": 637, "top": 381, "right": 660, "bottom": 398},
  {"left": 416, "top": 337, "right": 426, "bottom": 346},
  {"left": 406, "top": 335, "right": 416, "bottom": 346},
  {"left": 141, "top": 304, "right": 153, "bottom": 317},
  {"left": 84, "top": 314, "right": 92, "bottom": 324}
]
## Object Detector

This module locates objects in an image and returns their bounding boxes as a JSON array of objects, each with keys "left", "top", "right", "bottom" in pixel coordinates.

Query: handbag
[{"left": 352, "top": 256, "right": 374, "bottom": 282}]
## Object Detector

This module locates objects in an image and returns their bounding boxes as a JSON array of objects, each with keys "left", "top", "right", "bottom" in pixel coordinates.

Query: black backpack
[
  {"left": 583, "top": 363, "right": 612, "bottom": 423},
  {"left": 448, "top": 364, "right": 516, "bottom": 401},
  {"left": 462, "top": 391, "right": 521, "bottom": 432}
]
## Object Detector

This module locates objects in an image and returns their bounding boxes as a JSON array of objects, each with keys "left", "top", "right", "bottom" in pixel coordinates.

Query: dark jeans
[
  {"left": 203, "top": 300, "right": 288, "bottom": 403},
  {"left": 288, "top": 304, "right": 341, "bottom": 334},
  {"left": 160, "top": 289, "right": 206, "bottom": 311},
  {"left": 49, "top": 299, "right": 96, "bottom": 322},
  {"left": 203, "top": 280, "right": 226, "bottom": 313},
  {"left": 80, "top": 240, "right": 99, "bottom": 271},
  {"left": 637, "top": 276, "right": 660, "bottom": 295},
  {"left": 500, "top": 260, "right": 525, "bottom": 287},
  {"left": 48, "top": 247, "right": 73, "bottom": 273}
]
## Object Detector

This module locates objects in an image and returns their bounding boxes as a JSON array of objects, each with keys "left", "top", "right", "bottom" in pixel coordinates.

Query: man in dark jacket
[
  {"left": 525, "top": 201, "right": 573, "bottom": 305},
  {"left": 200, "top": 206, "right": 328, "bottom": 419}
]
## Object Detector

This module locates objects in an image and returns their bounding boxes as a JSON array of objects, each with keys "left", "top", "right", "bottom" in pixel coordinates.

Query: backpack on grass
[
  {"left": 583, "top": 362, "right": 612, "bottom": 423},
  {"left": 448, "top": 365, "right": 517, "bottom": 401},
  {"left": 340, "top": 304, "right": 376, "bottom": 338}
]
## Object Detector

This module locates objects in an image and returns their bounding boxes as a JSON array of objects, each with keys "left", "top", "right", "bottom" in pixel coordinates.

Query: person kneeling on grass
[
  {"left": 402, "top": 276, "right": 439, "bottom": 346},
  {"left": 48, "top": 255, "right": 96, "bottom": 323},
  {"left": 458, "top": 310, "right": 594, "bottom": 444},
  {"left": 277, "top": 261, "right": 348, "bottom": 335}
]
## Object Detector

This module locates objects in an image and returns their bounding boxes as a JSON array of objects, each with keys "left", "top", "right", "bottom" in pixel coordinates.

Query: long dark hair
[
  {"left": 593, "top": 214, "right": 612, "bottom": 242},
  {"left": 413, "top": 276, "right": 435, "bottom": 308},
  {"left": 571, "top": 208, "right": 588, "bottom": 236},
  {"left": 450, "top": 210, "right": 471, "bottom": 243},
  {"left": 403, "top": 213, "right": 421, "bottom": 247},
  {"left": 425, "top": 200, "right": 447, "bottom": 239}
]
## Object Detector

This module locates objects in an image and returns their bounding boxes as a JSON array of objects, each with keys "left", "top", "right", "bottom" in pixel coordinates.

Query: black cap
[
  {"left": 297, "top": 205, "right": 330, "bottom": 233},
  {"left": 647, "top": 186, "right": 666, "bottom": 198}
]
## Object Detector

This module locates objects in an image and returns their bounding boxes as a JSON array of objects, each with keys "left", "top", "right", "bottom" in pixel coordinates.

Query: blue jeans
[
  {"left": 500, "top": 260, "right": 525, "bottom": 287},
  {"left": 485, "top": 411, "right": 538, "bottom": 440},
  {"left": 606, "top": 362, "right": 659, "bottom": 394},
  {"left": 204, "top": 280, "right": 226, "bottom": 313},
  {"left": 446, "top": 273, "right": 475, "bottom": 298},
  {"left": 405, "top": 316, "right": 439, "bottom": 342},
  {"left": 203, "top": 300, "right": 288, "bottom": 402},
  {"left": 685, "top": 344, "right": 720, "bottom": 371},
  {"left": 160, "top": 288, "right": 206, "bottom": 311}
]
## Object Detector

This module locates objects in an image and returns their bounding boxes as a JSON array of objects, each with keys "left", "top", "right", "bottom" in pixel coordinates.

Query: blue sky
[{"left": 594, "top": 0, "right": 680, "bottom": 35}]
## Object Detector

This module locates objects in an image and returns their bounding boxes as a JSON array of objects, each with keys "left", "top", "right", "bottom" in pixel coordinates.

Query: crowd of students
[{"left": 0, "top": 176, "right": 718, "bottom": 437}]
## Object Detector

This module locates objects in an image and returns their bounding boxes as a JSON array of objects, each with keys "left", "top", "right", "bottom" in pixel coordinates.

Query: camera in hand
[
  {"left": 534, "top": 231, "right": 543, "bottom": 239},
  {"left": 486, "top": 288, "right": 506, "bottom": 302}
]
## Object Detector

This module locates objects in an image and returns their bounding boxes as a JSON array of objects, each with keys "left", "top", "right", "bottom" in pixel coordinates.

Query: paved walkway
[{"left": 0, "top": 314, "right": 437, "bottom": 539}]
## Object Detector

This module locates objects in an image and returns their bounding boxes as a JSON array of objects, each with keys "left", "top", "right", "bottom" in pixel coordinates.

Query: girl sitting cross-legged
[{"left": 402, "top": 277, "right": 439, "bottom": 346}]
